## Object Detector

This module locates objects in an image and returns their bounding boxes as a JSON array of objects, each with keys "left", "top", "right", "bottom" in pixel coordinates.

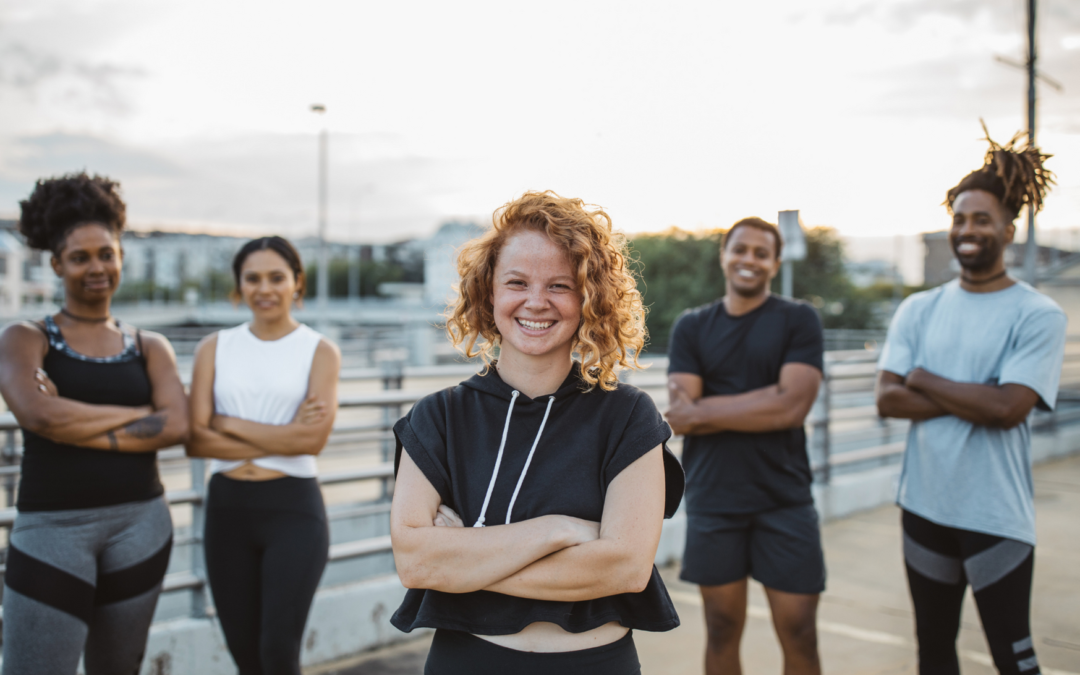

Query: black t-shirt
[
  {"left": 667, "top": 295, "right": 823, "bottom": 515},
  {"left": 390, "top": 363, "right": 685, "bottom": 636}
]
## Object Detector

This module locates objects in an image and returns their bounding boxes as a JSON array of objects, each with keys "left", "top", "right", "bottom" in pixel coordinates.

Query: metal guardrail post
[
  {"left": 3, "top": 430, "right": 16, "bottom": 508},
  {"left": 188, "top": 457, "right": 209, "bottom": 618},
  {"left": 813, "top": 370, "right": 832, "bottom": 484},
  {"left": 380, "top": 361, "right": 404, "bottom": 500}
]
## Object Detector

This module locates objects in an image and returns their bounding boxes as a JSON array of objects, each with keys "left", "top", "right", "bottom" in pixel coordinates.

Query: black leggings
[
  {"left": 424, "top": 629, "right": 641, "bottom": 675},
  {"left": 902, "top": 510, "right": 1039, "bottom": 675},
  {"left": 204, "top": 475, "right": 330, "bottom": 675}
]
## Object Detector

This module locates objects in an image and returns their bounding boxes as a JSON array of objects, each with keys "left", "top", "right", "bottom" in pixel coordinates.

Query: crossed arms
[
  {"left": 390, "top": 445, "right": 665, "bottom": 602},
  {"left": 665, "top": 363, "right": 823, "bottom": 436},
  {"left": 875, "top": 368, "right": 1039, "bottom": 429},
  {"left": 0, "top": 322, "right": 188, "bottom": 452},
  {"left": 185, "top": 332, "right": 341, "bottom": 460}
]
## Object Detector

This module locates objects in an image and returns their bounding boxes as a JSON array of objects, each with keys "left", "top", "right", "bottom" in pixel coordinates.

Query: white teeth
[
  {"left": 737, "top": 269, "right": 756, "bottom": 278},
  {"left": 958, "top": 243, "right": 980, "bottom": 254},
  {"left": 518, "top": 319, "right": 553, "bottom": 330}
]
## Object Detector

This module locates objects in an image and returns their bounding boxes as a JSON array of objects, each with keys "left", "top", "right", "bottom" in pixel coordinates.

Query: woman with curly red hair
[{"left": 389, "top": 191, "right": 684, "bottom": 674}]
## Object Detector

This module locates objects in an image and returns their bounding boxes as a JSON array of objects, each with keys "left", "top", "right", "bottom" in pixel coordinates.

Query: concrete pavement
[{"left": 312, "top": 454, "right": 1080, "bottom": 675}]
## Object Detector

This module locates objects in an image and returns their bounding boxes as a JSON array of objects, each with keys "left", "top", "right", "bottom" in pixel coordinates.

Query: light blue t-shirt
[{"left": 879, "top": 279, "right": 1067, "bottom": 545}]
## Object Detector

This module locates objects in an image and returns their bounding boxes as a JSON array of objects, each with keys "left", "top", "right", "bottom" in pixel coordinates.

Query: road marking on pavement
[{"left": 668, "top": 591, "right": 1078, "bottom": 675}]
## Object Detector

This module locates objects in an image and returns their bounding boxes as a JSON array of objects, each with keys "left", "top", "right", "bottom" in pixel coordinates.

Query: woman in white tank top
[{"left": 185, "top": 236, "right": 341, "bottom": 675}]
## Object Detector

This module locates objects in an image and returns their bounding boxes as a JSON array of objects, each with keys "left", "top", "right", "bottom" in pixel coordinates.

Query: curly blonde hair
[{"left": 446, "top": 191, "right": 646, "bottom": 391}]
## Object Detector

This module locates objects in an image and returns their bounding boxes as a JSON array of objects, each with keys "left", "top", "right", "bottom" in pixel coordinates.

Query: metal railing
[{"left": 2, "top": 349, "right": 1080, "bottom": 621}]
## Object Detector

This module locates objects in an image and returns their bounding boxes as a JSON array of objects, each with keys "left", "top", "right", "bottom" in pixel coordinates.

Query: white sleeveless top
[{"left": 209, "top": 322, "right": 324, "bottom": 478}]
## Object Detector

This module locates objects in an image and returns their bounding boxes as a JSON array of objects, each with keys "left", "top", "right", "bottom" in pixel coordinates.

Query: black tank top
[{"left": 17, "top": 316, "right": 164, "bottom": 511}]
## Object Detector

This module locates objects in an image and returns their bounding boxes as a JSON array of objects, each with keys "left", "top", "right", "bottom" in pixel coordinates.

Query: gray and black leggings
[
  {"left": 204, "top": 474, "right": 329, "bottom": 675},
  {"left": 903, "top": 510, "right": 1039, "bottom": 675},
  {"left": 1, "top": 497, "right": 172, "bottom": 675}
]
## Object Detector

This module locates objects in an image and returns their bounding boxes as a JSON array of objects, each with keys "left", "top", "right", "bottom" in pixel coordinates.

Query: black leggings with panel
[{"left": 902, "top": 510, "right": 1039, "bottom": 675}]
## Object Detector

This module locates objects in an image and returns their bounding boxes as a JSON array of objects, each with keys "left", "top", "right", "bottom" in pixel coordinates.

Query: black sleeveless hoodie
[{"left": 391, "top": 363, "right": 684, "bottom": 635}]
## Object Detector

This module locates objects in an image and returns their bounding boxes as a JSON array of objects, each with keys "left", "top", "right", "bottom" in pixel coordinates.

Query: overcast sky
[{"left": 2, "top": 0, "right": 1079, "bottom": 266}]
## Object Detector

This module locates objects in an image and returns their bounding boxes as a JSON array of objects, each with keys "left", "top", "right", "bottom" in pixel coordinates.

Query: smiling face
[
  {"left": 491, "top": 230, "right": 582, "bottom": 366},
  {"left": 949, "top": 189, "right": 1014, "bottom": 274},
  {"left": 721, "top": 225, "right": 781, "bottom": 298},
  {"left": 50, "top": 223, "right": 123, "bottom": 303},
  {"left": 238, "top": 249, "right": 302, "bottom": 320}
]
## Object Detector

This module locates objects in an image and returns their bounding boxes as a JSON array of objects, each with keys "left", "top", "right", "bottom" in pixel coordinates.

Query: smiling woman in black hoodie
[{"left": 390, "top": 191, "right": 684, "bottom": 675}]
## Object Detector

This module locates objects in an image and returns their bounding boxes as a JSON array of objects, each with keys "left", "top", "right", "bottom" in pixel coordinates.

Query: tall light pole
[{"left": 311, "top": 104, "right": 329, "bottom": 320}]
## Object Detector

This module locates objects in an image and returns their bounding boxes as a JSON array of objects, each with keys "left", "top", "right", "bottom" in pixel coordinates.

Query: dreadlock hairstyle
[{"left": 945, "top": 120, "right": 1055, "bottom": 221}]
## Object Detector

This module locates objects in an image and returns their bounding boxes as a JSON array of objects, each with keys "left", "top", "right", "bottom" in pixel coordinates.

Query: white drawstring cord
[
  {"left": 504, "top": 395, "right": 556, "bottom": 525},
  {"left": 473, "top": 390, "right": 520, "bottom": 527}
]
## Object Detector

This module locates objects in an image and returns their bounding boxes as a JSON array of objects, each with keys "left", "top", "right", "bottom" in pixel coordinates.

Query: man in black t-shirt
[{"left": 666, "top": 217, "right": 825, "bottom": 675}]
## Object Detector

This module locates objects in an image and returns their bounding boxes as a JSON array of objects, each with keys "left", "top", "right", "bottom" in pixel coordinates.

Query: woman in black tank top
[{"left": 0, "top": 173, "right": 189, "bottom": 675}]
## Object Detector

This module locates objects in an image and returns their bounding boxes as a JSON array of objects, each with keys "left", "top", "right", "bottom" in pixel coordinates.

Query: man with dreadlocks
[{"left": 876, "top": 124, "right": 1064, "bottom": 675}]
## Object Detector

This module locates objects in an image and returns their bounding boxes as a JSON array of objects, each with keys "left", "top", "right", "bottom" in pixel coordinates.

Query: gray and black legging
[
  {"left": 204, "top": 474, "right": 330, "bottom": 675},
  {"left": 1, "top": 497, "right": 172, "bottom": 675},
  {"left": 903, "top": 510, "right": 1040, "bottom": 675}
]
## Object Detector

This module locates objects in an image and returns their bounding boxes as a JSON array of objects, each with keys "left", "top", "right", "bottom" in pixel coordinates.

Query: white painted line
[{"left": 667, "top": 591, "right": 1078, "bottom": 675}]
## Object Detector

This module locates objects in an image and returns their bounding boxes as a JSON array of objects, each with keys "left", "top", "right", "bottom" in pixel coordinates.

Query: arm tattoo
[
  {"left": 107, "top": 430, "right": 119, "bottom": 451},
  {"left": 124, "top": 413, "right": 166, "bottom": 439}
]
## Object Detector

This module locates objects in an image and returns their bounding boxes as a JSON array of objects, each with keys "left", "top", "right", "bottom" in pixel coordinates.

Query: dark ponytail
[{"left": 231, "top": 236, "right": 306, "bottom": 298}]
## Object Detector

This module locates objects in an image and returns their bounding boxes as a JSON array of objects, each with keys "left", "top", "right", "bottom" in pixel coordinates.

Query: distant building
[
  {"left": 0, "top": 219, "right": 57, "bottom": 314},
  {"left": 922, "top": 231, "right": 959, "bottom": 287},
  {"left": 923, "top": 230, "right": 1074, "bottom": 290}
]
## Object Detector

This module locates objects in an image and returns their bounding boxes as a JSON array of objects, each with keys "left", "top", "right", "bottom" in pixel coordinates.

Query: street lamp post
[{"left": 311, "top": 104, "right": 329, "bottom": 324}]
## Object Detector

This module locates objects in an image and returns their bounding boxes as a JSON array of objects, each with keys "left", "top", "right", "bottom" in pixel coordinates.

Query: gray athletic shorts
[{"left": 680, "top": 503, "right": 826, "bottom": 594}]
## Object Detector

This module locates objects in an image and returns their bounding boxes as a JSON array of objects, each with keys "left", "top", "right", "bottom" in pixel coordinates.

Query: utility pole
[
  {"left": 1022, "top": 0, "right": 1038, "bottom": 286},
  {"left": 312, "top": 104, "right": 329, "bottom": 323}
]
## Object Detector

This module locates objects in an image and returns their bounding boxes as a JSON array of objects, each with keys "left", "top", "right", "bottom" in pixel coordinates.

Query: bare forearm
[
  {"left": 876, "top": 383, "right": 948, "bottom": 421},
  {"left": 29, "top": 399, "right": 152, "bottom": 444},
  {"left": 680, "top": 387, "right": 804, "bottom": 435},
  {"left": 485, "top": 538, "right": 652, "bottom": 601},
  {"left": 216, "top": 417, "right": 324, "bottom": 455},
  {"left": 393, "top": 516, "right": 574, "bottom": 594},
  {"left": 185, "top": 427, "right": 267, "bottom": 460},
  {"left": 77, "top": 411, "right": 188, "bottom": 453},
  {"left": 909, "top": 376, "right": 1018, "bottom": 427}
]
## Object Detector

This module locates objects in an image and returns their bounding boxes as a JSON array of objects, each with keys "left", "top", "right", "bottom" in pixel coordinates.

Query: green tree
[
  {"left": 628, "top": 228, "right": 725, "bottom": 353},
  {"left": 783, "top": 227, "right": 878, "bottom": 331}
]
